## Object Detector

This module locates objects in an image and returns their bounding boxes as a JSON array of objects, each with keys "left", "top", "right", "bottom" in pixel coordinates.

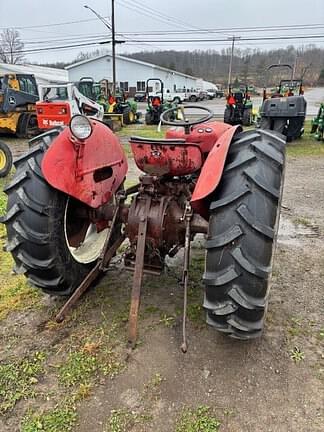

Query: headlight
[{"left": 69, "top": 115, "right": 92, "bottom": 140}]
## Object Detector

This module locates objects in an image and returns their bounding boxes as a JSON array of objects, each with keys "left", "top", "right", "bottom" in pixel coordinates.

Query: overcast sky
[{"left": 1, "top": 0, "right": 324, "bottom": 63}]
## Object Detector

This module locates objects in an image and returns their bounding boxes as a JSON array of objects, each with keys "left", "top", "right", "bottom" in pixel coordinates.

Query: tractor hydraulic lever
[
  {"left": 55, "top": 193, "right": 124, "bottom": 323},
  {"left": 180, "top": 202, "right": 193, "bottom": 353}
]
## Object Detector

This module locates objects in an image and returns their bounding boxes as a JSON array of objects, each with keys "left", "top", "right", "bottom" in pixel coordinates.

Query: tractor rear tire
[
  {"left": 0, "top": 141, "right": 13, "bottom": 177},
  {"left": 1, "top": 133, "right": 113, "bottom": 296},
  {"left": 145, "top": 112, "right": 153, "bottom": 125},
  {"left": 242, "top": 108, "right": 252, "bottom": 126},
  {"left": 224, "top": 107, "right": 232, "bottom": 124},
  {"left": 122, "top": 107, "right": 131, "bottom": 125},
  {"left": 286, "top": 117, "right": 304, "bottom": 142},
  {"left": 204, "top": 129, "right": 286, "bottom": 339}
]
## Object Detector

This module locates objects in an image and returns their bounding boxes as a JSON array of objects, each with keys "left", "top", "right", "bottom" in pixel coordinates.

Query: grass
[
  {"left": 106, "top": 409, "right": 152, "bottom": 432},
  {"left": 21, "top": 405, "right": 77, "bottom": 432},
  {"left": 58, "top": 343, "right": 122, "bottom": 387},
  {"left": 116, "top": 124, "right": 165, "bottom": 139},
  {"left": 286, "top": 121, "right": 324, "bottom": 157},
  {"left": 0, "top": 177, "right": 42, "bottom": 320},
  {"left": 175, "top": 406, "right": 221, "bottom": 432},
  {"left": 0, "top": 351, "right": 46, "bottom": 413},
  {"left": 293, "top": 217, "right": 314, "bottom": 228},
  {"left": 289, "top": 346, "right": 305, "bottom": 363}
]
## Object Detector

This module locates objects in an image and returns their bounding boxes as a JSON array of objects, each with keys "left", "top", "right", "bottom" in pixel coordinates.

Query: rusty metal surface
[
  {"left": 128, "top": 196, "right": 151, "bottom": 349},
  {"left": 42, "top": 120, "right": 128, "bottom": 208},
  {"left": 130, "top": 140, "right": 202, "bottom": 176}
]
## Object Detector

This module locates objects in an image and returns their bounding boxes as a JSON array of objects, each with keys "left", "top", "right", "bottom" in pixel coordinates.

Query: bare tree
[{"left": 0, "top": 29, "right": 25, "bottom": 64}]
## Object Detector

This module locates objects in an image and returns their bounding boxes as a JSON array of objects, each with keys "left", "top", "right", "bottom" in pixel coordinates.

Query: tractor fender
[
  {"left": 42, "top": 119, "right": 128, "bottom": 208},
  {"left": 191, "top": 125, "right": 241, "bottom": 217}
]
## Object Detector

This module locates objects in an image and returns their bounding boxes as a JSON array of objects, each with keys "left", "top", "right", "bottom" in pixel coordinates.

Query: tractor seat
[
  {"left": 130, "top": 136, "right": 186, "bottom": 145},
  {"left": 129, "top": 136, "right": 203, "bottom": 176}
]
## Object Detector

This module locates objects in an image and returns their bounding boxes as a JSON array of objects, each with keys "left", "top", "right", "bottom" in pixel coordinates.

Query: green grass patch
[
  {"left": 117, "top": 124, "right": 165, "bottom": 139},
  {"left": 286, "top": 121, "right": 324, "bottom": 157},
  {"left": 58, "top": 345, "right": 122, "bottom": 387},
  {"left": 176, "top": 405, "right": 221, "bottom": 432},
  {"left": 0, "top": 223, "right": 41, "bottom": 320},
  {"left": 106, "top": 409, "right": 152, "bottom": 432},
  {"left": 0, "top": 177, "right": 41, "bottom": 320},
  {"left": 0, "top": 351, "right": 46, "bottom": 413},
  {"left": 289, "top": 346, "right": 305, "bottom": 363},
  {"left": 21, "top": 405, "right": 77, "bottom": 432}
]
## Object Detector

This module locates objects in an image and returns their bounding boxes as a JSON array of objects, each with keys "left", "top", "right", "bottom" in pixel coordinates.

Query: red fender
[
  {"left": 42, "top": 120, "right": 128, "bottom": 208},
  {"left": 191, "top": 125, "right": 241, "bottom": 218}
]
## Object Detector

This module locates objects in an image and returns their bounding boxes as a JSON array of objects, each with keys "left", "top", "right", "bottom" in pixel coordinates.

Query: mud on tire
[
  {"left": 204, "top": 129, "right": 286, "bottom": 339},
  {"left": 1, "top": 130, "right": 97, "bottom": 296}
]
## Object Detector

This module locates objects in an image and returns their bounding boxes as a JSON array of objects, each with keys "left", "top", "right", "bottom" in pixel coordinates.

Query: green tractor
[
  {"left": 145, "top": 78, "right": 177, "bottom": 125},
  {"left": 224, "top": 85, "right": 253, "bottom": 126},
  {"left": 108, "top": 90, "right": 140, "bottom": 125},
  {"left": 311, "top": 103, "right": 324, "bottom": 141}
]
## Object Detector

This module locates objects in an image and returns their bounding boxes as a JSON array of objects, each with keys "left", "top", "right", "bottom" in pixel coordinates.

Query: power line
[
  {"left": 123, "top": 34, "right": 324, "bottom": 43},
  {"left": 119, "top": 23, "right": 324, "bottom": 35},
  {"left": 0, "top": 16, "right": 111, "bottom": 30}
]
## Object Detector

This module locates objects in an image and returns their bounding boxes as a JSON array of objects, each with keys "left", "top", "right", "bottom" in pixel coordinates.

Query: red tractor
[{"left": 2, "top": 106, "right": 285, "bottom": 348}]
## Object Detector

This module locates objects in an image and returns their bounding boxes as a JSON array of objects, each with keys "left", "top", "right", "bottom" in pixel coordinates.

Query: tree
[
  {"left": 0, "top": 29, "right": 25, "bottom": 64},
  {"left": 318, "top": 68, "right": 324, "bottom": 85}
]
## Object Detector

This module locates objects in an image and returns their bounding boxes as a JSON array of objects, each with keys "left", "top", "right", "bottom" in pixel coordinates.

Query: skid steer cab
[
  {"left": 36, "top": 83, "right": 104, "bottom": 130},
  {"left": 2, "top": 106, "right": 286, "bottom": 351}
]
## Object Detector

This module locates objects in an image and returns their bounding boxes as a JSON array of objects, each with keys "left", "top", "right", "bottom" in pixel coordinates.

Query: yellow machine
[{"left": 0, "top": 73, "right": 39, "bottom": 137}]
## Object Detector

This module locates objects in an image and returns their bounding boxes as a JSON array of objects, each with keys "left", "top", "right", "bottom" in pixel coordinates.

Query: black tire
[
  {"left": 224, "top": 107, "right": 232, "bottom": 124},
  {"left": 145, "top": 112, "right": 153, "bottom": 125},
  {"left": 286, "top": 117, "right": 305, "bottom": 142},
  {"left": 242, "top": 108, "right": 252, "bottom": 126},
  {"left": 0, "top": 141, "right": 13, "bottom": 177},
  {"left": 173, "top": 97, "right": 181, "bottom": 104},
  {"left": 1, "top": 131, "right": 111, "bottom": 296},
  {"left": 122, "top": 107, "right": 131, "bottom": 125},
  {"left": 189, "top": 95, "right": 197, "bottom": 102},
  {"left": 204, "top": 129, "right": 286, "bottom": 339}
]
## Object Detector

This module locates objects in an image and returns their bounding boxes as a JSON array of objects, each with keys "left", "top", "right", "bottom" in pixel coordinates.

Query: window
[
  {"left": 120, "top": 81, "right": 129, "bottom": 91},
  {"left": 136, "top": 81, "right": 146, "bottom": 91},
  {"left": 18, "top": 76, "right": 38, "bottom": 95}
]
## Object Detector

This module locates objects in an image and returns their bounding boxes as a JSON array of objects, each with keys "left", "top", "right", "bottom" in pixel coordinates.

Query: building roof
[
  {"left": 65, "top": 53, "right": 199, "bottom": 80},
  {"left": 0, "top": 63, "right": 68, "bottom": 83}
]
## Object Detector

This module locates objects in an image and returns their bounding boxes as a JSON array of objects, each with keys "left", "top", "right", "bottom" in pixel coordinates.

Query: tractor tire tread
[{"left": 204, "top": 129, "right": 285, "bottom": 339}]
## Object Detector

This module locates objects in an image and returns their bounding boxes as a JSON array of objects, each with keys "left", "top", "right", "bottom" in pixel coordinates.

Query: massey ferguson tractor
[{"left": 2, "top": 106, "right": 285, "bottom": 349}]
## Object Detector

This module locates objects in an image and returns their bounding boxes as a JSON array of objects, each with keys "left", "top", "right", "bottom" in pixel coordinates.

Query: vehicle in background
[
  {"left": 134, "top": 92, "right": 146, "bottom": 102},
  {"left": 206, "top": 89, "right": 217, "bottom": 99},
  {"left": 36, "top": 83, "right": 104, "bottom": 130},
  {"left": 259, "top": 64, "right": 306, "bottom": 141},
  {"left": 145, "top": 78, "right": 179, "bottom": 125},
  {"left": 215, "top": 89, "right": 224, "bottom": 98},
  {"left": 224, "top": 85, "right": 253, "bottom": 126},
  {"left": 0, "top": 73, "right": 39, "bottom": 138}
]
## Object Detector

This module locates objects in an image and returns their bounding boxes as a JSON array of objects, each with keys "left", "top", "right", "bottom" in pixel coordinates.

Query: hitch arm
[{"left": 127, "top": 196, "right": 151, "bottom": 349}]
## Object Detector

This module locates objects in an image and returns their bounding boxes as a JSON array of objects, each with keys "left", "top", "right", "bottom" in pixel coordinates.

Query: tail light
[
  {"left": 59, "top": 107, "right": 67, "bottom": 115},
  {"left": 37, "top": 108, "right": 43, "bottom": 114}
]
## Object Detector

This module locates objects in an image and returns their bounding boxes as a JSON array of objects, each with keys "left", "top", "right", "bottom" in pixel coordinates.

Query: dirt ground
[{"left": 0, "top": 134, "right": 323, "bottom": 431}]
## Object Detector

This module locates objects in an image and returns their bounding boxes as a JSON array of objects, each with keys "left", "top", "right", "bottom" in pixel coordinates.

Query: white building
[
  {"left": 0, "top": 63, "right": 68, "bottom": 85},
  {"left": 65, "top": 54, "right": 201, "bottom": 95}
]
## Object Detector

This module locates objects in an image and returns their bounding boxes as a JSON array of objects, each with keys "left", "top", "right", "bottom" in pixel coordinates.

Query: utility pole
[
  {"left": 84, "top": 3, "right": 123, "bottom": 96},
  {"left": 227, "top": 36, "right": 240, "bottom": 89},
  {"left": 111, "top": 0, "right": 116, "bottom": 95}
]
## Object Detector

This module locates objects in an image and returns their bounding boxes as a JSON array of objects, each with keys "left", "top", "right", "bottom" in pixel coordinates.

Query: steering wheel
[{"left": 160, "top": 104, "right": 213, "bottom": 132}]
